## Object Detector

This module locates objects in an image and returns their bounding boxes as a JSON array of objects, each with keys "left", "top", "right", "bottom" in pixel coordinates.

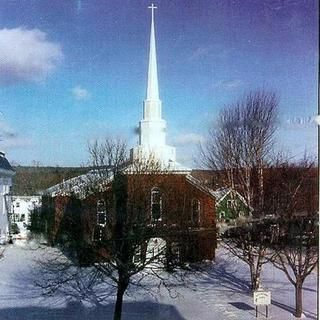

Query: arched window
[
  {"left": 151, "top": 188, "right": 162, "bottom": 221},
  {"left": 191, "top": 199, "right": 201, "bottom": 224},
  {"left": 97, "top": 199, "right": 107, "bottom": 226},
  {"left": 93, "top": 225, "right": 103, "bottom": 242}
]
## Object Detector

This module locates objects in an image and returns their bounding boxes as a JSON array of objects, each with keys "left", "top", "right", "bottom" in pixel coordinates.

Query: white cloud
[
  {"left": 1, "top": 136, "right": 32, "bottom": 149},
  {"left": 0, "top": 121, "right": 32, "bottom": 148},
  {"left": 172, "top": 133, "right": 205, "bottom": 146},
  {"left": 0, "top": 28, "right": 63, "bottom": 85},
  {"left": 0, "top": 121, "right": 16, "bottom": 138},
  {"left": 213, "top": 79, "right": 243, "bottom": 90},
  {"left": 283, "top": 116, "right": 317, "bottom": 129},
  {"left": 189, "top": 46, "right": 211, "bottom": 61},
  {"left": 72, "top": 85, "right": 90, "bottom": 101},
  {"left": 189, "top": 45, "right": 231, "bottom": 62}
]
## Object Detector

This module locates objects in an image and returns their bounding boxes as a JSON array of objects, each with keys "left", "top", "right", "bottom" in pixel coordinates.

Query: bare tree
[
  {"left": 271, "top": 217, "right": 318, "bottom": 318},
  {"left": 39, "top": 138, "right": 187, "bottom": 320},
  {"left": 222, "top": 223, "right": 271, "bottom": 291},
  {"left": 202, "top": 89, "right": 278, "bottom": 211},
  {"left": 0, "top": 248, "right": 4, "bottom": 259},
  {"left": 201, "top": 89, "right": 279, "bottom": 291},
  {"left": 266, "top": 158, "right": 318, "bottom": 318}
]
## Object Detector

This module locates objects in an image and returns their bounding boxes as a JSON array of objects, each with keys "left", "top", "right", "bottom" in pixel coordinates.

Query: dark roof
[{"left": 0, "top": 154, "right": 14, "bottom": 172}]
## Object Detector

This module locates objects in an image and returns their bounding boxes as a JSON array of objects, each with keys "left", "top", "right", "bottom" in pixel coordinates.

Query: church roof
[
  {"left": 185, "top": 174, "right": 216, "bottom": 199},
  {"left": 0, "top": 152, "right": 14, "bottom": 172},
  {"left": 45, "top": 169, "right": 114, "bottom": 198}
]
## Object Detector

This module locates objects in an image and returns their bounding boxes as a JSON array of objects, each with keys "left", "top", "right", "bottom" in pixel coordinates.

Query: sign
[{"left": 253, "top": 290, "right": 271, "bottom": 305}]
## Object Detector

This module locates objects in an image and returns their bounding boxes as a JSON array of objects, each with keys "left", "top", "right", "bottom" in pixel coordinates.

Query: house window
[
  {"left": 151, "top": 188, "right": 162, "bottom": 221},
  {"left": 218, "top": 211, "right": 225, "bottom": 220},
  {"left": 97, "top": 199, "right": 107, "bottom": 226},
  {"left": 227, "top": 199, "right": 236, "bottom": 209},
  {"left": 191, "top": 199, "right": 201, "bottom": 224}
]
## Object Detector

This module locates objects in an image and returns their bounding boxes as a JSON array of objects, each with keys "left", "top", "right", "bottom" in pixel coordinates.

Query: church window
[
  {"left": 93, "top": 225, "right": 103, "bottom": 242},
  {"left": 97, "top": 199, "right": 107, "bottom": 226},
  {"left": 191, "top": 199, "right": 201, "bottom": 224},
  {"left": 151, "top": 188, "right": 162, "bottom": 221}
]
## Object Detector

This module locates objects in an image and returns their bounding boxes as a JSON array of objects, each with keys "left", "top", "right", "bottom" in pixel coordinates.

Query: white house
[
  {"left": 11, "top": 196, "right": 41, "bottom": 226},
  {"left": 0, "top": 152, "right": 15, "bottom": 243}
]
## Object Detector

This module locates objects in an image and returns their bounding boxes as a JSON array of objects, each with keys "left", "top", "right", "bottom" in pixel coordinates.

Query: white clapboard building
[
  {"left": 0, "top": 152, "right": 15, "bottom": 243},
  {"left": 11, "top": 195, "right": 41, "bottom": 237}
]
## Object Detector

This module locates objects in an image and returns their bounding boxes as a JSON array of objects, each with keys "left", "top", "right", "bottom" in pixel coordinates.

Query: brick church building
[{"left": 44, "top": 5, "right": 217, "bottom": 264}]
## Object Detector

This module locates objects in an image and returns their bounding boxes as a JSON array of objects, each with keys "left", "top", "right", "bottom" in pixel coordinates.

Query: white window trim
[
  {"left": 96, "top": 199, "right": 107, "bottom": 226},
  {"left": 191, "top": 199, "right": 201, "bottom": 224},
  {"left": 151, "top": 188, "right": 162, "bottom": 222}
]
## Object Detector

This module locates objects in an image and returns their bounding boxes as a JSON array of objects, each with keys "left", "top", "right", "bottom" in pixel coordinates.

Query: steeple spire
[
  {"left": 146, "top": 3, "right": 159, "bottom": 101},
  {"left": 130, "top": 4, "right": 177, "bottom": 168}
]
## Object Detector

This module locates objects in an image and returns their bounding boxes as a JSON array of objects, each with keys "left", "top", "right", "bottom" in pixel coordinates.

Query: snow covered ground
[{"left": 0, "top": 242, "right": 317, "bottom": 320}]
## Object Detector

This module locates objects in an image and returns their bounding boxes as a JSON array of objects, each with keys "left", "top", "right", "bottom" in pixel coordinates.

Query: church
[{"left": 44, "top": 5, "right": 217, "bottom": 263}]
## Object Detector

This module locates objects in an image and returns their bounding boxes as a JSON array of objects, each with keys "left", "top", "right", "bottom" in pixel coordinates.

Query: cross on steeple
[
  {"left": 146, "top": 2, "right": 159, "bottom": 101},
  {"left": 148, "top": 3, "right": 157, "bottom": 21},
  {"left": 130, "top": 3, "right": 177, "bottom": 168}
]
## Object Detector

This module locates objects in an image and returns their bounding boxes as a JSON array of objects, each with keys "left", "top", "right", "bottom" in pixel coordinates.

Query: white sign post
[{"left": 253, "top": 290, "right": 271, "bottom": 318}]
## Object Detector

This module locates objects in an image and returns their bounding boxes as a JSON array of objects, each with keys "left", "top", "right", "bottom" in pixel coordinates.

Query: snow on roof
[
  {"left": 211, "top": 187, "right": 230, "bottom": 202},
  {"left": 0, "top": 152, "right": 14, "bottom": 172},
  {"left": 46, "top": 159, "right": 219, "bottom": 201},
  {"left": 211, "top": 187, "right": 250, "bottom": 209},
  {"left": 45, "top": 169, "right": 114, "bottom": 198},
  {"left": 186, "top": 174, "right": 216, "bottom": 199}
]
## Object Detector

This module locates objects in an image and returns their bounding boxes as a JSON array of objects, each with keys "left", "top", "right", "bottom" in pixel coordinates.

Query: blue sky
[{"left": 0, "top": 0, "right": 318, "bottom": 167}]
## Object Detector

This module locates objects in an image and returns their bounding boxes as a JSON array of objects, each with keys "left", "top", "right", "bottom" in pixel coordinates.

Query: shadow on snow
[{"left": 0, "top": 301, "right": 186, "bottom": 320}]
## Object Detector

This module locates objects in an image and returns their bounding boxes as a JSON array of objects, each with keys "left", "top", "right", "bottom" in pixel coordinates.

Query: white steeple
[
  {"left": 146, "top": 3, "right": 159, "bottom": 101},
  {"left": 131, "top": 4, "right": 176, "bottom": 168},
  {"left": 143, "top": 3, "right": 162, "bottom": 122}
]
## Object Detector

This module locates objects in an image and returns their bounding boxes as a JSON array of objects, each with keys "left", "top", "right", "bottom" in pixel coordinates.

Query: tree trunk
[
  {"left": 250, "top": 264, "right": 257, "bottom": 291},
  {"left": 113, "top": 277, "right": 129, "bottom": 320},
  {"left": 255, "top": 262, "right": 262, "bottom": 290},
  {"left": 295, "top": 282, "right": 303, "bottom": 318},
  {"left": 250, "top": 262, "right": 261, "bottom": 291}
]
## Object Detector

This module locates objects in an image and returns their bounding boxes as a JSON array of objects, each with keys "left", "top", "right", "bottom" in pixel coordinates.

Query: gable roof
[
  {"left": 0, "top": 153, "right": 14, "bottom": 172},
  {"left": 185, "top": 174, "right": 216, "bottom": 199},
  {"left": 212, "top": 187, "right": 251, "bottom": 210},
  {"left": 45, "top": 169, "right": 114, "bottom": 198},
  {"left": 211, "top": 187, "right": 230, "bottom": 204}
]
